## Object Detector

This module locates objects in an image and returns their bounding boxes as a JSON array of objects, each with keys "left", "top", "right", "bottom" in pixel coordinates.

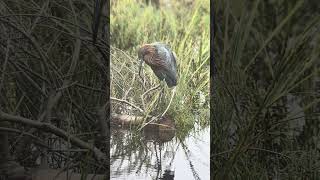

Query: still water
[{"left": 110, "top": 123, "right": 210, "bottom": 180}]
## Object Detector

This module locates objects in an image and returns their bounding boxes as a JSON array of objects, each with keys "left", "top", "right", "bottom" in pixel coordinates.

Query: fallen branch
[{"left": 0, "top": 111, "right": 107, "bottom": 161}]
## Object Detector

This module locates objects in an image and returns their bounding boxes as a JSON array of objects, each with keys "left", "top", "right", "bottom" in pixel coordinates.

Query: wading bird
[
  {"left": 138, "top": 42, "right": 178, "bottom": 117},
  {"left": 138, "top": 42, "right": 178, "bottom": 88}
]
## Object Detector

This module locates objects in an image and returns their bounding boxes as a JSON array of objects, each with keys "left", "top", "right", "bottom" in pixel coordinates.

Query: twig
[
  {"left": 138, "top": 116, "right": 159, "bottom": 130},
  {"left": 141, "top": 84, "right": 161, "bottom": 110},
  {"left": 160, "top": 86, "right": 176, "bottom": 117},
  {"left": 142, "top": 84, "right": 161, "bottom": 97},
  {"left": 110, "top": 97, "right": 144, "bottom": 113},
  {"left": 56, "top": 81, "right": 78, "bottom": 91},
  {"left": 75, "top": 83, "right": 106, "bottom": 94}
]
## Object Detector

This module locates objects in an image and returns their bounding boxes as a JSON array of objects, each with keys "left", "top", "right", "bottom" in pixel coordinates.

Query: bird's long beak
[{"left": 138, "top": 58, "right": 143, "bottom": 77}]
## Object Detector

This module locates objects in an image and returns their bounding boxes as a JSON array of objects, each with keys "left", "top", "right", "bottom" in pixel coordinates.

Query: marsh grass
[
  {"left": 110, "top": 0, "right": 210, "bottom": 131},
  {"left": 213, "top": 0, "right": 320, "bottom": 178}
]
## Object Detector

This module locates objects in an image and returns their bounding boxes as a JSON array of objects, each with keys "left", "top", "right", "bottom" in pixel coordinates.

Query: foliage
[
  {"left": 0, "top": 0, "right": 108, "bottom": 175},
  {"left": 213, "top": 0, "right": 320, "bottom": 178},
  {"left": 110, "top": 0, "right": 210, "bottom": 130}
]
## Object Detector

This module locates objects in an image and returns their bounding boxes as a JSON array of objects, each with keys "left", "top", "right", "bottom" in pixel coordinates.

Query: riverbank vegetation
[
  {"left": 213, "top": 0, "right": 320, "bottom": 178},
  {"left": 110, "top": 0, "right": 210, "bottom": 134}
]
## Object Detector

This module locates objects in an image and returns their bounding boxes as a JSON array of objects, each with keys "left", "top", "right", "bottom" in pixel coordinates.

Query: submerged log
[
  {"left": 111, "top": 113, "right": 144, "bottom": 126},
  {"left": 111, "top": 113, "right": 176, "bottom": 142},
  {"left": 111, "top": 113, "right": 175, "bottom": 129}
]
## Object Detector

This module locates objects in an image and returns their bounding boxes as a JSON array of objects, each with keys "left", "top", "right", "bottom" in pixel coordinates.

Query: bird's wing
[
  {"left": 162, "top": 45, "right": 178, "bottom": 77},
  {"left": 153, "top": 44, "right": 177, "bottom": 74},
  {"left": 155, "top": 45, "right": 178, "bottom": 84},
  {"left": 154, "top": 45, "right": 171, "bottom": 67}
]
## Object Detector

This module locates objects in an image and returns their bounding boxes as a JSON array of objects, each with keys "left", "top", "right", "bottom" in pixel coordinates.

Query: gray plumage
[{"left": 138, "top": 42, "right": 178, "bottom": 87}]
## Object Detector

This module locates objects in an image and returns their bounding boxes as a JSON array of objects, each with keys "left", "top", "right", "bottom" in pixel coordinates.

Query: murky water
[{"left": 110, "top": 124, "right": 210, "bottom": 180}]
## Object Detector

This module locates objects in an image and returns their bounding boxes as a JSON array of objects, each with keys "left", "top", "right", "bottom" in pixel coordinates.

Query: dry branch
[
  {"left": 0, "top": 111, "right": 107, "bottom": 161},
  {"left": 110, "top": 97, "right": 144, "bottom": 113}
]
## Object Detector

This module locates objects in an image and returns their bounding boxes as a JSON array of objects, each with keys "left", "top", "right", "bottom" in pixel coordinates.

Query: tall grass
[
  {"left": 111, "top": 0, "right": 210, "bottom": 130},
  {"left": 213, "top": 0, "right": 320, "bottom": 178}
]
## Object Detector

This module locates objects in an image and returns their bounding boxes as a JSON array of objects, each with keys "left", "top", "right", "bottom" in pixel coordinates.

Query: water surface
[{"left": 110, "top": 124, "right": 210, "bottom": 180}]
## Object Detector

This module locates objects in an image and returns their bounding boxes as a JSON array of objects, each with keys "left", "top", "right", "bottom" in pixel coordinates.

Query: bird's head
[{"left": 138, "top": 44, "right": 153, "bottom": 75}]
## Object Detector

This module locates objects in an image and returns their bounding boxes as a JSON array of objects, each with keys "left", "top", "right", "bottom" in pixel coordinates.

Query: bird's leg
[
  {"left": 142, "top": 84, "right": 161, "bottom": 97},
  {"left": 160, "top": 86, "right": 176, "bottom": 117}
]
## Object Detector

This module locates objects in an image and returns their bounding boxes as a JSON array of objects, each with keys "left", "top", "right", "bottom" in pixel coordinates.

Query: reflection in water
[{"left": 110, "top": 117, "right": 209, "bottom": 180}]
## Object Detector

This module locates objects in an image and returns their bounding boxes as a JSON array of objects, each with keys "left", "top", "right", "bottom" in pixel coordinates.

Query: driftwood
[
  {"left": 111, "top": 113, "right": 144, "bottom": 126},
  {"left": 111, "top": 113, "right": 176, "bottom": 143},
  {"left": 111, "top": 113, "right": 175, "bottom": 129}
]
